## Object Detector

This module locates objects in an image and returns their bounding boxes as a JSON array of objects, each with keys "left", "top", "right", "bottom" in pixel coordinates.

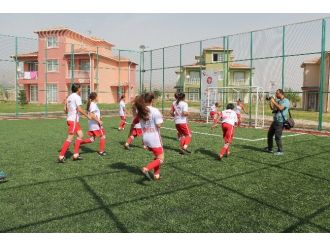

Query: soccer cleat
[
  {"left": 72, "top": 155, "right": 83, "bottom": 161},
  {"left": 97, "top": 151, "right": 107, "bottom": 156},
  {"left": 274, "top": 151, "right": 284, "bottom": 156},
  {"left": 264, "top": 147, "right": 273, "bottom": 153},
  {"left": 124, "top": 144, "right": 130, "bottom": 150},
  {"left": 179, "top": 148, "right": 185, "bottom": 155},
  {"left": 225, "top": 152, "right": 231, "bottom": 157},
  {"left": 58, "top": 157, "right": 66, "bottom": 163},
  {"left": 217, "top": 155, "right": 223, "bottom": 161},
  {"left": 183, "top": 148, "right": 192, "bottom": 154},
  {"left": 140, "top": 168, "right": 152, "bottom": 181},
  {"left": 154, "top": 175, "right": 161, "bottom": 181}
]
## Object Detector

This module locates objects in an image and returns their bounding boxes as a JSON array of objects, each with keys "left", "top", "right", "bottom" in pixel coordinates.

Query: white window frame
[
  {"left": 233, "top": 71, "right": 245, "bottom": 86},
  {"left": 30, "top": 85, "right": 38, "bottom": 102},
  {"left": 47, "top": 60, "right": 59, "bottom": 72},
  {"left": 47, "top": 36, "right": 59, "bottom": 48},
  {"left": 212, "top": 52, "right": 224, "bottom": 63},
  {"left": 46, "top": 83, "right": 58, "bottom": 103}
]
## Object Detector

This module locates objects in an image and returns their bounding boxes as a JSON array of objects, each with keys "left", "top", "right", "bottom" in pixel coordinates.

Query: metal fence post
[
  {"left": 45, "top": 47, "right": 48, "bottom": 117},
  {"left": 118, "top": 49, "right": 122, "bottom": 97},
  {"left": 199, "top": 41, "right": 202, "bottom": 102},
  {"left": 70, "top": 44, "right": 74, "bottom": 86},
  {"left": 222, "top": 37, "right": 226, "bottom": 110},
  {"left": 15, "top": 37, "right": 19, "bottom": 116},
  {"left": 139, "top": 51, "right": 142, "bottom": 94},
  {"left": 318, "top": 19, "right": 326, "bottom": 130},
  {"left": 249, "top": 31, "right": 253, "bottom": 126},
  {"left": 180, "top": 44, "right": 182, "bottom": 92},
  {"left": 226, "top": 36, "right": 230, "bottom": 104},
  {"left": 96, "top": 46, "right": 99, "bottom": 94},
  {"left": 281, "top": 25, "right": 286, "bottom": 90},
  {"left": 162, "top": 47, "right": 165, "bottom": 114},
  {"left": 150, "top": 50, "right": 152, "bottom": 92}
]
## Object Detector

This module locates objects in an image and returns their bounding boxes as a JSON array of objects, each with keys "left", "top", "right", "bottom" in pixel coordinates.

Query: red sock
[
  {"left": 226, "top": 146, "right": 230, "bottom": 154},
  {"left": 146, "top": 159, "right": 161, "bottom": 173},
  {"left": 59, "top": 140, "right": 71, "bottom": 157},
  {"left": 180, "top": 136, "right": 185, "bottom": 148},
  {"left": 219, "top": 144, "right": 229, "bottom": 156},
  {"left": 81, "top": 137, "right": 93, "bottom": 145},
  {"left": 126, "top": 136, "right": 134, "bottom": 145},
  {"left": 99, "top": 137, "right": 105, "bottom": 153},
  {"left": 154, "top": 163, "right": 160, "bottom": 176},
  {"left": 74, "top": 138, "right": 82, "bottom": 155},
  {"left": 184, "top": 136, "right": 191, "bottom": 146}
]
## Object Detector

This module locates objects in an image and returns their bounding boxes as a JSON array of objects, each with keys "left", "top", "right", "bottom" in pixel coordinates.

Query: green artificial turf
[{"left": 0, "top": 117, "right": 329, "bottom": 232}]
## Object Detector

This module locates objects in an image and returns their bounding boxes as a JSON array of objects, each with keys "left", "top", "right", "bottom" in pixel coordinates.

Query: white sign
[{"left": 200, "top": 70, "right": 219, "bottom": 117}]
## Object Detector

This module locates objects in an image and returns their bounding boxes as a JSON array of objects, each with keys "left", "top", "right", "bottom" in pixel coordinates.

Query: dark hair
[
  {"left": 276, "top": 89, "right": 285, "bottom": 96},
  {"left": 120, "top": 95, "right": 125, "bottom": 100},
  {"left": 71, "top": 83, "right": 81, "bottom": 93},
  {"left": 87, "top": 92, "right": 97, "bottom": 112},
  {"left": 237, "top": 98, "right": 241, "bottom": 102},
  {"left": 174, "top": 92, "right": 179, "bottom": 99},
  {"left": 134, "top": 92, "right": 155, "bottom": 121},
  {"left": 226, "top": 103, "right": 235, "bottom": 110},
  {"left": 176, "top": 92, "right": 185, "bottom": 105},
  {"left": 215, "top": 102, "right": 219, "bottom": 107}
]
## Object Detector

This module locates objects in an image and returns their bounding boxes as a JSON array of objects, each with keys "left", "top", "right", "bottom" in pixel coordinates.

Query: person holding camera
[{"left": 265, "top": 89, "right": 290, "bottom": 155}]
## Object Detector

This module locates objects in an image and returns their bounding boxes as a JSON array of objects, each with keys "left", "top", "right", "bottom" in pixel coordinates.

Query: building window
[
  {"left": 47, "top": 60, "right": 59, "bottom": 72},
  {"left": 46, "top": 84, "right": 58, "bottom": 103},
  {"left": 30, "top": 85, "right": 38, "bottom": 102},
  {"left": 188, "top": 88, "right": 200, "bottom": 101},
  {"left": 188, "top": 71, "right": 200, "bottom": 84},
  {"left": 47, "top": 37, "right": 58, "bottom": 48},
  {"left": 212, "top": 53, "right": 224, "bottom": 63},
  {"left": 27, "top": 62, "right": 38, "bottom": 72},
  {"left": 80, "top": 60, "right": 90, "bottom": 71},
  {"left": 233, "top": 72, "right": 245, "bottom": 85},
  {"left": 81, "top": 85, "right": 90, "bottom": 103}
]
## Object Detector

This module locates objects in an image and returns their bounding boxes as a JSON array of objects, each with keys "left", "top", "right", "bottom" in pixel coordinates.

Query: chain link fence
[{"left": 0, "top": 18, "right": 330, "bottom": 130}]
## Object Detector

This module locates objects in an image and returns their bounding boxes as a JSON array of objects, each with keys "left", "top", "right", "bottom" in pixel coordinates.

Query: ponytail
[
  {"left": 176, "top": 92, "right": 185, "bottom": 105},
  {"left": 87, "top": 92, "right": 97, "bottom": 112},
  {"left": 134, "top": 92, "right": 155, "bottom": 121}
]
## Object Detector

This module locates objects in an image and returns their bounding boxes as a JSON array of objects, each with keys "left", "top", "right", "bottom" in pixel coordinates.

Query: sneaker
[
  {"left": 264, "top": 147, "right": 273, "bottom": 153},
  {"left": 179, "top": 148, "right": 185, "bottom": 155},
  {"left": 217, "top": 155, "right": 223, "bottom": 160},
  {"left": 124, "top": 144, "right": 130, "bottom": 150},
  {"left": 154, "top": 175, "right": 161, "bottom": 181},
  {"left": 140, "top": 168, "right": 152, "bottom": 181},
  {"left": 97, "top": 151, "right": 107, "bottom": 156},
  {"left": 274, "top": 151, "right": 284, "bottom": 156},
  {"left": 72, "top": 155, "right": 83, "bottom": 161},
  {"left": 58, "top": 157, "right": 66, "bottom": 163},
  {"left": 225, "top": 152, "right": 230, "bottom": 157}
]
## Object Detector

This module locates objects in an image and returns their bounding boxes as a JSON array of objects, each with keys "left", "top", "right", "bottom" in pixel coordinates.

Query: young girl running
[
  {"left": 171, "top": 92, "right": 192, "bottom": 154},
  {"left": 236, "top": 99, "right": 248, "bottom": 127},
  {"left": 118, "top": 95, "right": 126, "bottom": 131},
  {"left": 210, "top": 102, "right": 220, "bottom": 130},
  {"left": 132, "top": 92, "right": 164, "bottom": 181},
  {"left": 58, "top": 83, "right": 90, "bottom": 163},
  {"left": 218, "top": 103, "right": 238, "bottom": 160},
  {"left": 124, "top": 97, "right": 143, "bottom": 150},
  {"left": 80, "top": 92, "right": 107, "bottom": 156}
]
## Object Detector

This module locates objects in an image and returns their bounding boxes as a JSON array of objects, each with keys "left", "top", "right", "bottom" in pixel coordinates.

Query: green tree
[
  {"left": 18, "top": 89, "right": 28, "bottom": 106},
  {"left": 285, "top": 88, "right": 301, "bottom": 108}
]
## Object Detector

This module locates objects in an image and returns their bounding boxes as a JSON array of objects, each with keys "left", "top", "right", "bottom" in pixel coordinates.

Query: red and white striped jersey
[
  {"left": 66, "top": 93, "right": 82, "bottom": 122},
  {"left": 220, "top": 109, "right": 238, "bottom": 126}
]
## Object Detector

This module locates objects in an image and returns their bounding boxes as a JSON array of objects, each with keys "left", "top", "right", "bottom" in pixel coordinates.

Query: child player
[{"left": 118, "top": 95, "right": 126, "bottom": 131}]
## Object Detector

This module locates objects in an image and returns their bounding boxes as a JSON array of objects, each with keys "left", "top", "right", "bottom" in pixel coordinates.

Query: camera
[{"left": 265, "top": 93, "right": 274, "bottom": 101}]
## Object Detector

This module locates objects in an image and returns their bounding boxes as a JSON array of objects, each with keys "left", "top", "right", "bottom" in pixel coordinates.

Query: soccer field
[{"left": 0, "top": 117, "right": 329, "bottom": 233}]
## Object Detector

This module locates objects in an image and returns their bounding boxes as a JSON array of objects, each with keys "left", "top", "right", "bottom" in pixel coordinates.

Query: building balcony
[
  {"left": 185, "top": 78, "right": 201, "bottom": 85},
  {"left": 67, "top": 70, "right": 90, "bottom": 79},
  {"left": 18, "top": 71, "right": 38, "bottom": 80}
]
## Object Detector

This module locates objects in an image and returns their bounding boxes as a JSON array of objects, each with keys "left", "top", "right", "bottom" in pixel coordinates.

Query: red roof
[{"left": 15, "top": 51, "right": 38, "bottom": 58}]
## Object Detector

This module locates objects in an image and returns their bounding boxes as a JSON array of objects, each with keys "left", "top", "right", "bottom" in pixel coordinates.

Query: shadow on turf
[
  {"left": 109, "top": 162, "right": 151, "bottom": 185},
  {"left": 234, "top": 144, "right": 264, "bottom": 152},
  {"left": 194, "top": 148, "right": 218, "bottom": 159}
]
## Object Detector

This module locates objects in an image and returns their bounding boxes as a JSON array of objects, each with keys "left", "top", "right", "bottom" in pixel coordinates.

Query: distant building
[
  {"left": 15, "top": 27, "right": 137, "bottom": 104},
  {"left": 301, "top": 53, "right": 330, "bottom": 112},
  {"left": 175, "top": 47, "right": 253, "bottom": 101}
]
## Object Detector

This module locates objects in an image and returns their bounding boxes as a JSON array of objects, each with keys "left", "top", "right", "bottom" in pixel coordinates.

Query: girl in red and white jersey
[
  {"left": 171, "top": 92, "right": 192, "bottom": 154},
  {"left": 80, "top": 92, "right": 106, "bottom": 156},
  {"left": 132, "top": 92, "right": 164, "bottom": 181},
  {"left": 58, "top": 83, "right": 90, "bottom": 163},
  {"left": 118, "top": 95, "right": 126, "bottom": 131},
  {"left": 170, "top": 92, "right": 180, "bottom": 140},
  {"left": 124, "top": 97, "right": 143, "bottom": 150},
  {"left": 218, "top": 103, "right": 238, "bottom": 160},
  {"left": 235, "top": 99, "right": 247, "bottom": 127},
  {"left": 210, "top": 102, "right": 219, "bottom": 122}
]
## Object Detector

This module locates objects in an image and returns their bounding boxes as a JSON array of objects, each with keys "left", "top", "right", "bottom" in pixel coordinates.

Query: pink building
[{"left": 16, "top": 27, "right": 137, "bottom": 104}]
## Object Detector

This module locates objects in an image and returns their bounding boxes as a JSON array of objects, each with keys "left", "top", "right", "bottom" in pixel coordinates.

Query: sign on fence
[{"left": 200, "top": 70, "right": 219, "bottom": 117}]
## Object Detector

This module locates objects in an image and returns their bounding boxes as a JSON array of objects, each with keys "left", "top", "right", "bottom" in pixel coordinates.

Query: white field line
[{"left": 127, "top": 121, "right": 305, "bottom": 142}]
